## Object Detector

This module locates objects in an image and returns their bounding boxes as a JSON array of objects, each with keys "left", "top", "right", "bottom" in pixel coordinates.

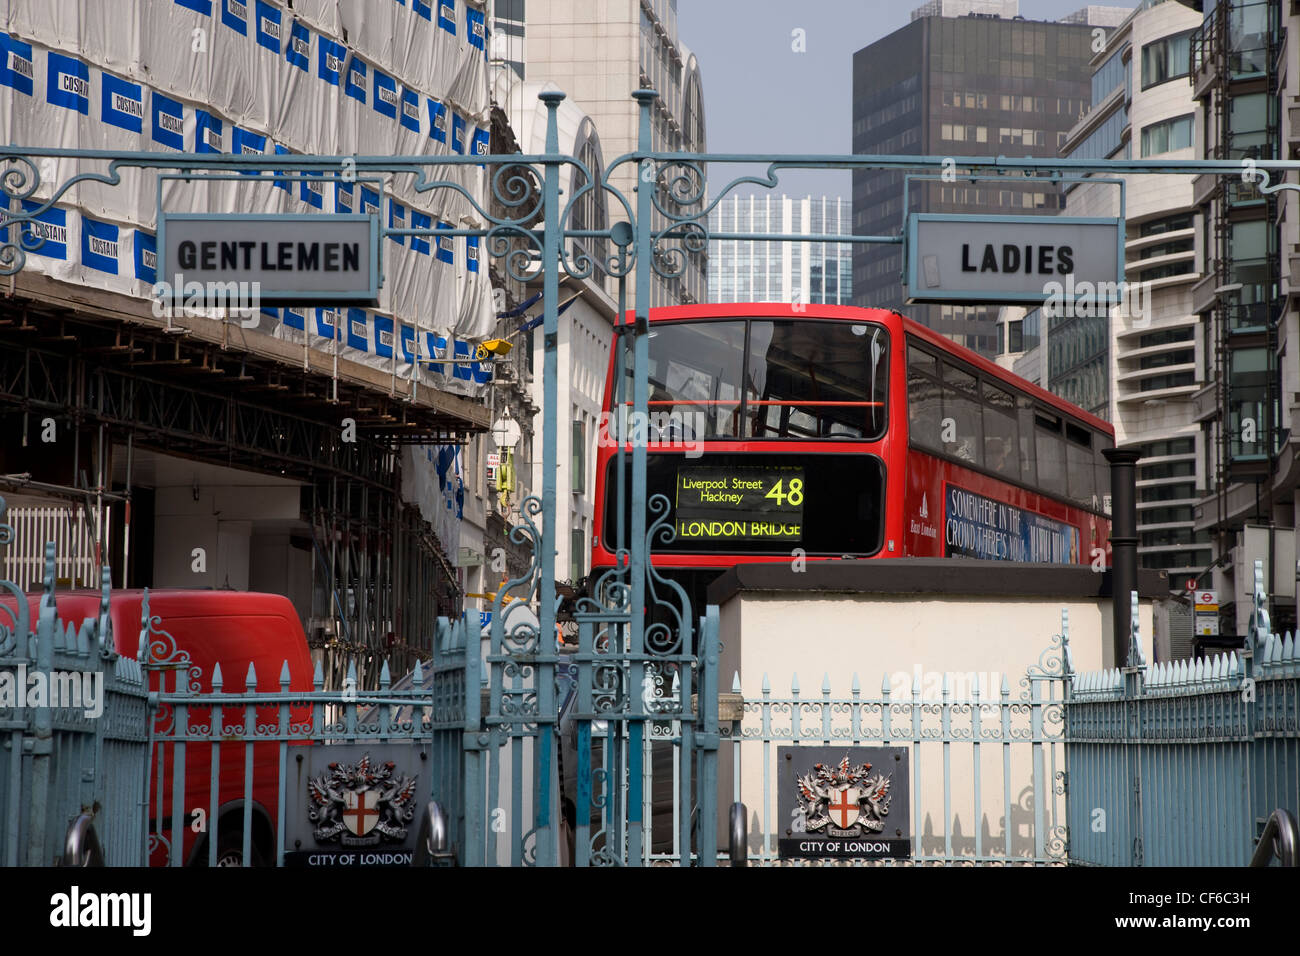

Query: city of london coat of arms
[
  {"left": 795, "top": 755, "right": 894, "bottom": 837},
  {"left": 308, "top": 753, "right": 419, "bottom": 847}
]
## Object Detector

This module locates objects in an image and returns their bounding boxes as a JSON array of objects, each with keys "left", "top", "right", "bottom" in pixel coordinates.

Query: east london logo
[
  {"left": 795, "top": 755, "right": 893, "bottom": 837},
  {"left": 308, "top": 754, "right": 419, "bottom": 847},
  {"left": 910, "top": 492, "right": 938, "bottom": 540}
]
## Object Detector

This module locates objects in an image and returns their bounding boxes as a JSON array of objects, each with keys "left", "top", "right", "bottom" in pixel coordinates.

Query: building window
[
  {"left": 570, "top": 527, "right": 586, "bottom": 584},
  {"left": 1137, "top": 437, "right": 1196, "bottom": 459},
  {"left": 1228, "top": 346, "right": 1273, "bottom": 459},
  {"left": 1138, "top": 371, "right": 1196, "bottom": 392},
  {"left": 1139, "top": 213, "right": 1194, "bottom": 237},
  {"left": 1091, "top": 46, "right": 1127, "bottom": 106},
  {"left": 1140, "top": 31, "right": 1194, "bottom": 90},
  {"left": 1140, "top": 115, "right": 1194, "bottom": 156},
  {"left": 572, "top": 419, "right": 586, "bottom": 494},
  {"left": 1067, "top": 106, "right": 1127, "bottom": 161},
  {"left": 1008, "top": 320, "right": 1023, "bottom": 353}
]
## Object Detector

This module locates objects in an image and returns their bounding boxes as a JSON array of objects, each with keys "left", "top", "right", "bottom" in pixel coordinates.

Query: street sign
[
  {"left": 158, "top": 212, "right": 380, "bottom": 305},
  {"left": 903, "top": 214, "right": 1123, "bottom": 305},
  {"left": 1194, "top": 589, "right": 1219, "bottom": 637}
]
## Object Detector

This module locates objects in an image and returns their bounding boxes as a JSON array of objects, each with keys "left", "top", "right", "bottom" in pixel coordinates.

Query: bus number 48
[{"left": 765, "top": 478, "right": 804, "bottom": 507}]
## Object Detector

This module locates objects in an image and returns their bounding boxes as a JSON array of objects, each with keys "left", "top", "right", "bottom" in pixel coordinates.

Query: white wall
[
  {"left": 716, "top": 589, "right": 1154, "bottom": 861},
  {"left": 152, "top": 484, "right": 300, "bottom": 589}
]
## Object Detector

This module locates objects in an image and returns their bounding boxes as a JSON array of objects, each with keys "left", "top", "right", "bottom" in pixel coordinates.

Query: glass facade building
[
  {"left": 851, "top": 5, "right": 1104, "bottom": 357},
  {"left": 707, "top": 195, "right": 853, "bottom": 306},
  {"left": 1007, "top": 0, "right": 1211, "bottom": 583}
]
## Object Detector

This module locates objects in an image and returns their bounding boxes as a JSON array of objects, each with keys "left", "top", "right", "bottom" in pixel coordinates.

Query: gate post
[
  {"left": 460, "top": 615, "right": 486, "bottom": 867},
  {"left": 25, "top": 544, "right": 56, "bottom": 866},
  {"left": 1121, "top": 591, "right": 1146, "bottom": 866},
  {"left": 695, "top": 605, "right": 720, "bottom": 865}
]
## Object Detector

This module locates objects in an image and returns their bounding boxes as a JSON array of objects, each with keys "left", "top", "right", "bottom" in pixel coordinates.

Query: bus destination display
[{"left": 675, "top": 466, "right": 804, "bottom": 541}]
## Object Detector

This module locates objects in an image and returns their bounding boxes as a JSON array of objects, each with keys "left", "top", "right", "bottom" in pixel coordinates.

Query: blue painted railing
[
  {"left": 0, "top": 497, "right": 149, "bottom": 867},
  {"left": 1065, "top": 565, "right": 1299, "bottom": 866},
  {"left": 143, "top": 603, "right": 473, "bottom": 866}
]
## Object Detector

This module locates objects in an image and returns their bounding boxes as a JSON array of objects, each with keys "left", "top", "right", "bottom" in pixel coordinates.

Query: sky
[{"left": 676, "top": 0, "right": 1138, "bottom": 200}]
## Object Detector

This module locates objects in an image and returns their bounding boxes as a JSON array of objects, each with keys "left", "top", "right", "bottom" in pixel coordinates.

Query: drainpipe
[{"left": 1104, "top": 447, "right": 1141, "bottom": 667}]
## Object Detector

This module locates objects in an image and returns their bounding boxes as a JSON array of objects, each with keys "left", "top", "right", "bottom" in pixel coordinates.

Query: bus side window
[
  {"left": 1035, "top": 413, "right": 1067, "bottom": 498},
  {"left": 1017, "top": 396, "right": 1037, "bottom": 486},
  {"left": 1094, "top": 435, "right": 1115, "bottom": 510},
  {"left": 1065, "top": 423, "right": 1095, "bottom": 507},
  {"left": 907, "top": 346, "right": 942, "bottom": 450},
  {"left": 981, "top": 382, "right": 1020, "bottom": 482},
  {"left": 941, "top": 361, "right": 982, "bottom": 467}
]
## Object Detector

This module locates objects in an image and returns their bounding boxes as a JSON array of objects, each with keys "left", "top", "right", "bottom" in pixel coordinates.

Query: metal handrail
[
  {"left": 63, "top": 812, "right": 105, "bottom": 867},
  {"left": 1250, "top": 809, "right": 1298, "bottom": 867}
]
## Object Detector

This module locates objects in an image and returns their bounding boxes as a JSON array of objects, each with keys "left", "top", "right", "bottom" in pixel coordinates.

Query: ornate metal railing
[
  {"left": 1066, "top": 563, "right": 1299, "bottom": 866},
  {"left": 4, "top": 87, "right": 1300, "bottom": 867}
]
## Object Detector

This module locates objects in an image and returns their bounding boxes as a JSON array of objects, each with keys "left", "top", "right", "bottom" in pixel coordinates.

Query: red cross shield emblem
[
  {"left": 828, "top": 786, "right": 860, "bottom": 829},
  {"left": 344, "top": 789, "right": 380, "bottom": 836}
]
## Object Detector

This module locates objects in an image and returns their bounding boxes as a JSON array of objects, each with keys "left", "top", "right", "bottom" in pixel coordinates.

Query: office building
[
  {"left": 852, "top": 0, "right": 1129, "bottom": 356},
  {"left": 707, "top": 195, "right": 853, "bottom": 305},
  {"left": 1189, "top": 0, "right": 1300, "bottom": 634},
  {"left": 490, "top": 0, "right": 707, "bottom": 307}
]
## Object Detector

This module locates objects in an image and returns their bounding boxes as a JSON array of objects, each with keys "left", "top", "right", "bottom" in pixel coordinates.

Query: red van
[{"left": 19, "top": 589, "right": 313, "bottom": 866}]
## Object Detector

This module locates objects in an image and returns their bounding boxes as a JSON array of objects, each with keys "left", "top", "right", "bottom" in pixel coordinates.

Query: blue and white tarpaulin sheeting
[
  {"left": 400, "top": 442, "right": 466, "bottom": 560},
  {"left": 0, "top": 0, "right": 496, "bottom": 396}
]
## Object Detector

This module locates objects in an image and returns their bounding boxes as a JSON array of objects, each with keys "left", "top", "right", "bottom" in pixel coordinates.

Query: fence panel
[
  {"left": 3, "top": 503, "right": 104, "bottom": 592},
  {"left": 1065, "top": 570, "right": 1300, "bottom": 866},
  {"left": 717, "top": 624, "right": 1071, "bottom": 866},
  {"left": 142, "top": 600, "right": 473, "bottom": 867},
  {"left": 0, "top": 502, "right": 148, "bottom": 867}
]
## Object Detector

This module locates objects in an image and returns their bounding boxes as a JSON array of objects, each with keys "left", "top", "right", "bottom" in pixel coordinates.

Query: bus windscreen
[{"left": 620, "top": 319, "right": 889, "bottom": 442}]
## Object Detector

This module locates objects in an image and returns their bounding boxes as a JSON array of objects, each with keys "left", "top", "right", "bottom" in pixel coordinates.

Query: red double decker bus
[{"left": 591, "top": 303, "right": 1112, "bottom": 594}]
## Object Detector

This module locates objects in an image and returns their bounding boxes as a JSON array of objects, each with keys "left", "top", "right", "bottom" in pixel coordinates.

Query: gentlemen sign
[
  {"left": 159, "top": 213, "right": 380, "bottom": 304},
  {"left": 779, "top": 746, "right": 911, "bottom": 860},
  {"left": 904, "top": 214, "right": 1123, "bottom": 305}
]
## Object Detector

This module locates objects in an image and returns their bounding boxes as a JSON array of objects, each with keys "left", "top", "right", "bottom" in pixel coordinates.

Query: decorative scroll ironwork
[{"left": 7, "top": 88, "right": 1300, "bottom": 869}]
